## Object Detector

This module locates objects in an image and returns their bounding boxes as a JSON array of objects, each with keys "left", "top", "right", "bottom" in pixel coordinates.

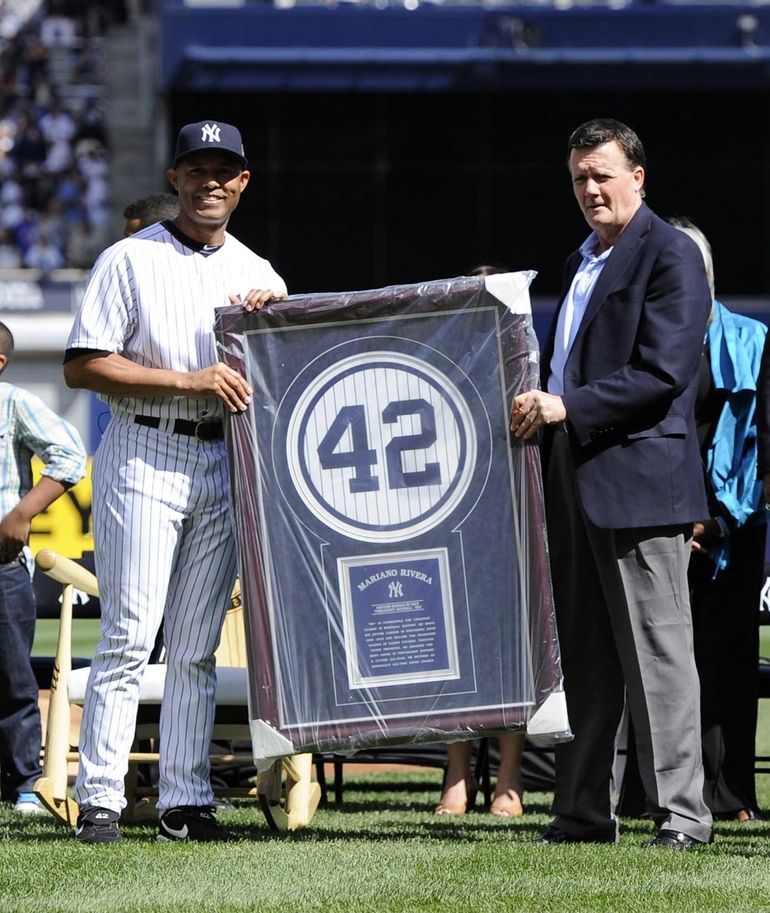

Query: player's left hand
[
  {"left": 0, "top": 508, "right": 29, "bottom": 564},
  {"left": 510, "top": 390, "right": 566, "bottom": 439},
  {"left": 230, "top": 289, "right": 288, "bottom": 312}
]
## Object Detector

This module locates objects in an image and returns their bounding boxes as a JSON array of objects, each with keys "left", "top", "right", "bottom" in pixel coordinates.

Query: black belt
[{"left": 134, "top": 415, "right": 224, "bottom": 441}]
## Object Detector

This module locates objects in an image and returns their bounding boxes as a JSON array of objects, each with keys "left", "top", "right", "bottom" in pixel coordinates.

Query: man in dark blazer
[{"left": 512, "top": 119, "right": 713, "bottom": 849}]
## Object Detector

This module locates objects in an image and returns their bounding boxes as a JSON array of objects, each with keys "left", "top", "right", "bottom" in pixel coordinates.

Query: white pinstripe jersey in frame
[{"left": 67, "top": 221, "right": 286, "bottom": 421}]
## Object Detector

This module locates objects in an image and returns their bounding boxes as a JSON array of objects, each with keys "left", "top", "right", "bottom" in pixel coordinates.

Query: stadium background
[{"left": 3, "top": 0, "right": 770, "bottom": 558}]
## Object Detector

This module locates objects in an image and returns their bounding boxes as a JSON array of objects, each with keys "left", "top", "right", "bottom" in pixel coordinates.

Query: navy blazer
[{"left": 541, "top": 204, "right": 711, "bottom": 529}]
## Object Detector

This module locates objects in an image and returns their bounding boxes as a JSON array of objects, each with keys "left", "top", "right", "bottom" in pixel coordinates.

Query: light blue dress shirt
[{"left": 547, "top": 234, "right": 613, "bottom": 396}]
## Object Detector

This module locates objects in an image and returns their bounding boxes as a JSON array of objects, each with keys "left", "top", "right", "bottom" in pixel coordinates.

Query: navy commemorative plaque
[{"left": 216, "top": 272, "right": 559, "bottom": 758}]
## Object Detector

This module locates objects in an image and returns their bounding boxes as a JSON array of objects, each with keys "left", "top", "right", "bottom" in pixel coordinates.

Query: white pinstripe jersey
[{"left": 67, "top": 221, "right": 286, "bottom": 421}]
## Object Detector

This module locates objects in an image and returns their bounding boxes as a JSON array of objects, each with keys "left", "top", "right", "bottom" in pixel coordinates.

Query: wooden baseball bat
[
  {"left": 34, "top": 550, "right": 99, "bottom": 826},
  {"left": 35, "top": 549, "right": 99, "bottom": 597},
  {"left": 34, "top": 577, "right": 79, "bottom": 827}
]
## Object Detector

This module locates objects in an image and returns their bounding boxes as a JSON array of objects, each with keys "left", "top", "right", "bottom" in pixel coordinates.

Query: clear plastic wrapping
[{"left": 214, "top": 272, "right": 570, "bottom": 764}]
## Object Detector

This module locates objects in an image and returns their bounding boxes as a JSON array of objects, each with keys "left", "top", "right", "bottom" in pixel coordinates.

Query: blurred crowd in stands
[{"left": 0, "top": 0, "right": 132, "bottom": 273}]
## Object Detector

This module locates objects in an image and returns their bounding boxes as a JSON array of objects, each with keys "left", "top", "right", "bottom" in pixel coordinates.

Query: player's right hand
[{"left": 185, "top": 363, "right": 252, "bottom": 412}]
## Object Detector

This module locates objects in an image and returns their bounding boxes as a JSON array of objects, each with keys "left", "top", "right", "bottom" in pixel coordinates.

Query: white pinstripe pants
[{"left": 75, "top": 413, "right": 237, "bottom": 813}]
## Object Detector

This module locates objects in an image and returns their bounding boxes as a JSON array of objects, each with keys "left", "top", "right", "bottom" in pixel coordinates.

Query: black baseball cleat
[
  {"left": 157, "top": 805, "right": 231, "bottom": 843},
  {"left": 536, "top": 823, "right": 618, "bottom": 845},
  {"left": 643, "top": 829, "right": 712, "bottom": 850},
  {"left": 74, "top": 805, "right": 122, "bottom": 844}
]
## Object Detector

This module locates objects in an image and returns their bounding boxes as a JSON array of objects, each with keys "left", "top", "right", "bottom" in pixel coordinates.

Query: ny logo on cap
[{"left": 201, "top": 123, "right": 222, "bottom": 143}]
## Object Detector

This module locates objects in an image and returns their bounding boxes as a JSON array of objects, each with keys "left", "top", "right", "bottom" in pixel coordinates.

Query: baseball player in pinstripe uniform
[{"left": 64, "top": 120, "right": 286, "bottom": 843}]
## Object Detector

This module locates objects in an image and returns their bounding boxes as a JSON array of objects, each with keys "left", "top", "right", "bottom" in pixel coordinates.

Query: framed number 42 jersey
[{"left": 214, "top": 272, "right": 568, "bottom": 762}]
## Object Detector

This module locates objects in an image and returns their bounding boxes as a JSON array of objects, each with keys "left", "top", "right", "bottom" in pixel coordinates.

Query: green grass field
[
  {"left": 2, "top": 772, "right": 770, "bottom": 913},
  {"left": 3, "top": 627, "right": 768, "bottom": 912}
]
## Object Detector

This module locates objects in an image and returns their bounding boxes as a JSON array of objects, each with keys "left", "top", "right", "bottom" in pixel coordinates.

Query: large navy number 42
[{"left": 317, "top": 399, "right": 441, "bottom": 493}]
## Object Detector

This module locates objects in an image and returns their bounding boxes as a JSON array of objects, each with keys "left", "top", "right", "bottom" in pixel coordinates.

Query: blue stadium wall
[{"left": 159, "top": 1, "right": 770, "bottom": 310}]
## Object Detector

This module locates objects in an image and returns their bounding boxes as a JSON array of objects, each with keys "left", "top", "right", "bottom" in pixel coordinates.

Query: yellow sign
[{"left": 29, "top": 457, "right": 93, "bottom": 558}]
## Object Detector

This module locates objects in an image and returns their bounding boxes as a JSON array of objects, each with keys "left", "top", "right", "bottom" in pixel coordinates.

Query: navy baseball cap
[{"left": 173, "top": 120, "right": 248, "bottom": 169}]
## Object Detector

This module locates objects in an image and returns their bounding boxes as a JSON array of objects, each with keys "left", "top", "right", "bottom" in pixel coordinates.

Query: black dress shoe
[
  {"left": 643, "top": 829, "right": 710, "bottom": 850},
  {"left": 536, "top": 823, "right": 617, "bottom": 845}
]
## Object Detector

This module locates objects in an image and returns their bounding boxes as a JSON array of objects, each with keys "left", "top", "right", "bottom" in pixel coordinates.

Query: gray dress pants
[{"left": 546, "top": 431, "right": 712, "bottom": 843}]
